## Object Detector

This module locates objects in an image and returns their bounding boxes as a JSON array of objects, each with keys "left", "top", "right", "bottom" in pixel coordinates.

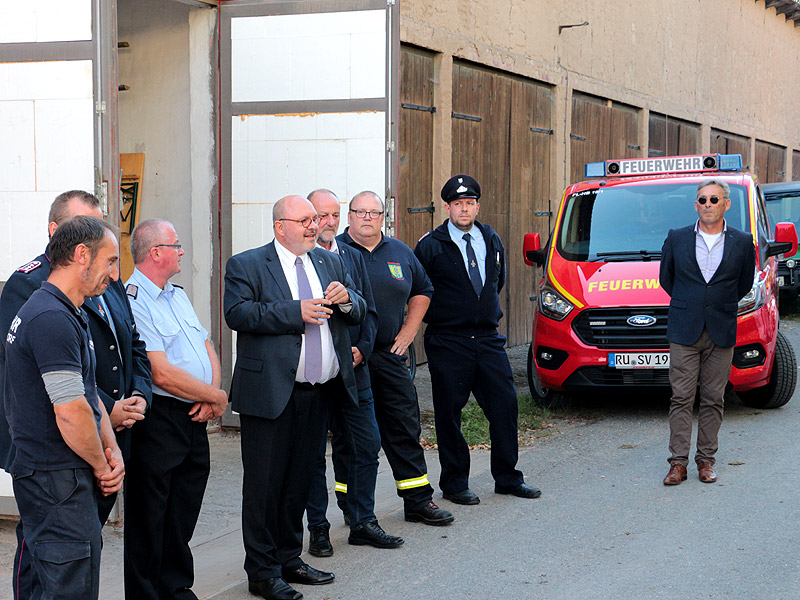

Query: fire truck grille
[{"left": 572, "top": 307, "right": 669, "bottom": 350}]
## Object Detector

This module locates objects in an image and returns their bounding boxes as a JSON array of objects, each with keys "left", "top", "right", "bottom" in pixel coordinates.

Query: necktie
[
  {"left": 463, "top": 233, "right": 483, "bottom": 297},
  {"left": 295, "top": 256, "right": 322, "bottom": 384}
]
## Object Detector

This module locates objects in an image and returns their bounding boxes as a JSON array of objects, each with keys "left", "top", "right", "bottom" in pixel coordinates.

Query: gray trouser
[{"left": 668, "top": 328, "right": 734, "bottom": 467}]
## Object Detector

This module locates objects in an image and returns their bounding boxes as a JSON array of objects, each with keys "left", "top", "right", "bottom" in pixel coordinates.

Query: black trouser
[
  {"left": 425, "top": 331, "right": 523, "bottom": 495},
  {"left": 124, "top": 394, "right": 210, "bottom": 600},
  {"left": 306, "top": 385, "right": 381, "bottom": 529},
  {"left": 368, "top": 348, "right": 433, "bottom": 508},
  {"left": 240, "top": 379, "right": 334, "bottom": 581},
  {"left": 13, "top": 466, "right": 102, "bottom": 600}
]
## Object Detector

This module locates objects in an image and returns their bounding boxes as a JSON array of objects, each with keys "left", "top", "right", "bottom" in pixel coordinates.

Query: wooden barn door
[{"left": 450, "top": 60, "right": 553, "bottom": 346}]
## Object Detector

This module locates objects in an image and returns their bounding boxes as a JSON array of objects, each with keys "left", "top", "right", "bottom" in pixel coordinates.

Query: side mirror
[
  {"left": 766, "top": 222, "right": 799, "bottom": 258},
  {"left": 523, "top": 232, "right": 544, "bottom": 267}
]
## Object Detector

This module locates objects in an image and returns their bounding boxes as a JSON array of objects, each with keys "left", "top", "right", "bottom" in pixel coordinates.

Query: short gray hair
[
  {"left": 349, "top": 191, "right": 384, "bottom": 212},
  {"left": 130, "top": 219, "right": 172, "bottom": 264},
  {"left": 697, "top": 178, "right": 730, "bottom": 198},
  {"left": 308, "top": 189, "right": 339, "bottom": 202}
]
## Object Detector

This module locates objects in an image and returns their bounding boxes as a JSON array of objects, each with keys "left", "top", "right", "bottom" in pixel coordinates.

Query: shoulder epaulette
[
  {"left": 418, "top": 231, "right": 432, "bottom": 243},
  {"left": 125, "top": 284, "right": 138, "bottom": 299},
  {"left": 16, "top": 260, "right": 42, "bottom": 274}
]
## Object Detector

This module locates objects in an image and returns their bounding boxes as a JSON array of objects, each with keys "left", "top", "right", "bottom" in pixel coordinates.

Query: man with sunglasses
[
  {"left": 660, "top": 179, "right": 755, "bottom": 486},
  {"left": 338, "top": 191, "right": 454, "bottom": 527}
]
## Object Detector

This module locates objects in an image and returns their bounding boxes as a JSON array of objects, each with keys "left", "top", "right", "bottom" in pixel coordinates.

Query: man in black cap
[{"left": 414, "top": 175, "right": 541, "bottom": 506}]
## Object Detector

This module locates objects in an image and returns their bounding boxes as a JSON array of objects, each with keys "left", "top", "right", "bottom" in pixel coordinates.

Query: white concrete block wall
[
  {"left": 231, "top": 10, "right": 385, "bottom": 102},
  {"left": 0, "top": 0, "right": 91, "bottom": 44},
  {"left": 0, "top": 60, "right": 94, "bottom": 280},
  {"left": 231, "top": 112, "right": 385, "bottom": 255}
]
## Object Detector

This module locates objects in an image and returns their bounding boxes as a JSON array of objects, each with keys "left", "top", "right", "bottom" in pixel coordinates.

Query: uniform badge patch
[
  {"left": 388, "top": 262, "right": 404, "bottom": 280},
  {"left": 17, "top": 260, "right": 42, "bottom": 274},
  {"left": 125, "top": 284, "right": 138, "bottom": 299}
]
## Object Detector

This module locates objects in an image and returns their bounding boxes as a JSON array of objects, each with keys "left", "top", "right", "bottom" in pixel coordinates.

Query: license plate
[
  {"left": 608, "top": 352, "right": 670, "bottom": 369},
  {"left": 778, "top": 276, "right": 785, "bottom": 287}
]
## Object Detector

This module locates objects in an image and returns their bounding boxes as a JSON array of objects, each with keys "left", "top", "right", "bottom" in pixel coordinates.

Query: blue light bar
[
  {"left": 585, "top": 161, "right": 606, "bottom": 178},
  {"left": 717, "top": 154, "right": 743, "bottom": 171}
]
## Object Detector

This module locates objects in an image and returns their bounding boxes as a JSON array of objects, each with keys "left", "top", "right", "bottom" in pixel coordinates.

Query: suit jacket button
[
  {"left": 290, "top": 368, "right": 296, "bottom": 375},
  {"left": 109, "top": 345, "right": 115, "bottom": 351},
  {"left": 112, "top": 366, "right": 118, "bottom": 371},
  {"left": 296, "top": 342, "right": 301, "bottom": 347}
]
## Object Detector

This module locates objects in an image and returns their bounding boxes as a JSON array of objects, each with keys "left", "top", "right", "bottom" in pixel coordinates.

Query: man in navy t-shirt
[{"left": 4, "top": 216, "right": 124, "bottom": 600}]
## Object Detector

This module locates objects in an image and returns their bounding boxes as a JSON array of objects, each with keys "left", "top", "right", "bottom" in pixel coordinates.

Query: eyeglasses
[
  {"left": 279, "top": 216, "right": 320, "bottom": 228},
  {"left": 153, "top": 243, "right": 182, "bottom": 250},
  {"left": 696, "top": 196, "right": 723, "bottom": 205},
  {"left": 349, "top": 209, "right": 384, "bottom": 219}
]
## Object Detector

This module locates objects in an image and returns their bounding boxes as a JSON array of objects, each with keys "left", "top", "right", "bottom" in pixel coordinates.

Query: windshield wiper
[{"left": 592, "top": 250, "right": 661, "bottom": 262}]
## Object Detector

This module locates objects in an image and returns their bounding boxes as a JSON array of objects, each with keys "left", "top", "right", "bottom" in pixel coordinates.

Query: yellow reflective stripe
[
  {"left": 395, "top": 475, "right": 430, "bottom": 490},
  {"left": 547, "top": 189, "right": 584, "bottom": 309},
  {"left": 334, "top": 482, "right": 347, "bottom": 493}
]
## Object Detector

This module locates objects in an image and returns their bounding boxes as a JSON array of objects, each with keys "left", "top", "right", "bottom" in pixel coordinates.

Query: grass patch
[{"left": 422, "top": 393, "right": 551, "bottom": 448}]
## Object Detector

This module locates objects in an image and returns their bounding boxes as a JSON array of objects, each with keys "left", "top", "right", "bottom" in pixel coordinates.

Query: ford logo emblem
[{"left": 627, "top": 315, "right": 657, "bottom": 327}]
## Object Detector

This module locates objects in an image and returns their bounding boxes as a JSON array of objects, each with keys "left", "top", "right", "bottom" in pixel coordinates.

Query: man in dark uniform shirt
[
  {"left": 0, "top": 191, "right": 151, "bottom": 599},
  {"left": 414, "top": 175, "right": 541, "bottom": 506},
  {"left": 339, "top": 191, "right": 453, "bottom": 526},
  {"left": 4, "top": 215, "right": 126, "bottom": 600}
]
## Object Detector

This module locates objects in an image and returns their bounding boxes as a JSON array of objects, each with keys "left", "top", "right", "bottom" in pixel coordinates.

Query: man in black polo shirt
[
  {"left": 338, "top": 191, "right": 453, "bottom": 526},
  {"left": 4, "top": 216, "right": 124, "bottom": 600}
]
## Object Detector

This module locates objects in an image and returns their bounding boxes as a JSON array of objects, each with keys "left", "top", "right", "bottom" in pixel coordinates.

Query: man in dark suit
[
  {"left": 224, "top": 195, "right": 366, "bottom": 600},
  {"left": 0, "top": 190, "right": 151, "bottom": 600},
  {"left": 305, "top": 189, "right": 402, "bottom": 555},
  {"left": 660, "top": 178, "right": 756, "bottom": 485}
]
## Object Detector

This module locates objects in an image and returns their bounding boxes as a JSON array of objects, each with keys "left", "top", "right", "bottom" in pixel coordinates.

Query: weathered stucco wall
[{"left": 401, "top": 0, "right": 800, "bottom": 192}]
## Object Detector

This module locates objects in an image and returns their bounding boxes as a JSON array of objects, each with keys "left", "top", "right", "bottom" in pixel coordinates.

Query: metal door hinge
[{"left": 95, "top": 100, "right": 107, "bottom": 115}]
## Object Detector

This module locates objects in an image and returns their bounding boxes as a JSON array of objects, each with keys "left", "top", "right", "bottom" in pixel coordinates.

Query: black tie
[{"left": 463, "top": 233, "right": 483, "bottom": 297}]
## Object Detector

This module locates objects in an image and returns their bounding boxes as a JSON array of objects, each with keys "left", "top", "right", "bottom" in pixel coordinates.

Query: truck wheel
[
  {"left": 527, "top": 345, "right": 567, "bottom": 409},
  {"left": 739, "top": 331, "right": 797, "bottom": 409}
]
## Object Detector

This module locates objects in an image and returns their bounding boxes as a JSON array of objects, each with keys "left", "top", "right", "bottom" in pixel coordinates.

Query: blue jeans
[
  {"left": 306, "top": 387, "right": 381, "bottom": 529},
  {"left": 13, "top": 466, "right": 101, "bottom": 600}
]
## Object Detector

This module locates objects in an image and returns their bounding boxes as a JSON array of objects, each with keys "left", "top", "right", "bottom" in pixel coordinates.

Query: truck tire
[
  {"left": 739, "top": 331, "right": 797, "bottom": 409},
  {"left": 527, "top": 345, "right": 567, "bottom": 409}
]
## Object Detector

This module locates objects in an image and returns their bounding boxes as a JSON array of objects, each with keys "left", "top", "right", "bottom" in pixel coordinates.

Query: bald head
[{"left": 273, "top": 195, "right": 319, "bottom": 256}]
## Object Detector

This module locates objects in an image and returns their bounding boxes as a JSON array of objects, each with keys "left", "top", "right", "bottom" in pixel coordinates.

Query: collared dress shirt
[
  {"left": 447, "top": 220, "right": 486, "bottom": 285},
  {"left": 694, "top": 220, "right": 727, "bottom": 283},
  {"left": 125, "top": 268, "right": 212, "bottom": 402},
  {"left": 274, "top": 239, "right": 340, "bottom": 384}
]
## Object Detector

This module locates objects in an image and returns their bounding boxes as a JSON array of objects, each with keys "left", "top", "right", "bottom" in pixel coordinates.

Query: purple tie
[{"left": 295, "top": 256, "right": 322, "bottom": 384}]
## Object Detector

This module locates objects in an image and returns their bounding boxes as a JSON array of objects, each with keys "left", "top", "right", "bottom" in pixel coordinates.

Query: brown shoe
[
  {"left": 663, "top": 463, "right": 687, "bottom": 485},
  {"left": 698, "top": 461, "right": 717, "bottom": 483}
]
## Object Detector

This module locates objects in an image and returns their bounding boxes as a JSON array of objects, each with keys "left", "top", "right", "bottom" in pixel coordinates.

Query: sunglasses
[{"left": 696, "top": 196, "right": 723, "bottom": 205}]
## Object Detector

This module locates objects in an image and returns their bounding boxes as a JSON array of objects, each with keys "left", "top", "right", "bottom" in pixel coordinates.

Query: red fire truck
[{"left": 523, "top": 154, "right": 798, "bottom": 409}]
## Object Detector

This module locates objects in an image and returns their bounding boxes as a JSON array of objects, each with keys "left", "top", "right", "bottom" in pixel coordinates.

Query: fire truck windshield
[{"left": 557, "top": 182, "right": 750, "bottom": 262}]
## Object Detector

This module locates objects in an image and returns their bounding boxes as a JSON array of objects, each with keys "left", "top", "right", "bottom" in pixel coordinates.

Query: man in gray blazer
[
  {"left": 659, "top": 178, "right": 755, "bottom": 486},
  {"left": 224, "top": 195, "right": 366, "bottom": 600}
]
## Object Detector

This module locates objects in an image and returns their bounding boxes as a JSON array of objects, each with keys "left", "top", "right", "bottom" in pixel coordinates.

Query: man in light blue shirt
[{"left": 123, "top": 219, "right": 228, "bottom": 600}]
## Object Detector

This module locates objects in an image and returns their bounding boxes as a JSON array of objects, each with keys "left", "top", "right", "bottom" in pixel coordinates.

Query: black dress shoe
[
  {"left": 443, "top": 489, "right": 480, "bottom": 505},
  {"left": 308, "top": 525, "right": 333, "bottom": 557},
  {"left": 495, "top": 482, "right": 542, "bottom": 499},
  {"left": 348, "top": 519, "right": 404, "bottom": 548},
  {"left": 282, "top": 563, "right": 335, "bottom": 586},
  {"left": 404, "top": 501, "right": 455, "bottom": 526},
  {"left": 248, "top": 577, "right": 303, "bottom": 600}
]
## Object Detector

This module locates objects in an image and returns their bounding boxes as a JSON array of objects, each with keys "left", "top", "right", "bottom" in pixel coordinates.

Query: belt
[{"left": 294, "top": 381, "right": 325, "bottom": 391}]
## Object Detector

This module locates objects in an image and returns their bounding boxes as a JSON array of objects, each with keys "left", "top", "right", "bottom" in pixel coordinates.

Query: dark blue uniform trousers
[
  {"left": 306, "top": 386, "right": 381, "bottom": 529},
  {"left": 368, "top": 348, "right": 433, "bottom": 508},
  {"left": 124, "top": 395, "right": 210, "bottom": 600},
  {"left": 425, "top": 332, "right": 524, "bottom": 495},
  {"left": 13, "top": 467, "right": 102, "bottom": 600}
]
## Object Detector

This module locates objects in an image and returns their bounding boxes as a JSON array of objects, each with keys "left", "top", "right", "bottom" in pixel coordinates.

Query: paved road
[{"left": 2, "top": 326, "right": 800, "bottom": 599}]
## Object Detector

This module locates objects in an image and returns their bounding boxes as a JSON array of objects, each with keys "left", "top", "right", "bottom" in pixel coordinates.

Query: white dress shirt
[{"left": 274, "top": 239, "right": 339, "bottom": 383}]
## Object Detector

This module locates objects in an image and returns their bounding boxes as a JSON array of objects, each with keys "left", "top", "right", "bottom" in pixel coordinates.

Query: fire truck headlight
[
  {"left": 737, "top": 274, "right": 766, "bottom": 316},
  {"left": 539, "top": 287, "right": 574, "bottom": 321}
]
